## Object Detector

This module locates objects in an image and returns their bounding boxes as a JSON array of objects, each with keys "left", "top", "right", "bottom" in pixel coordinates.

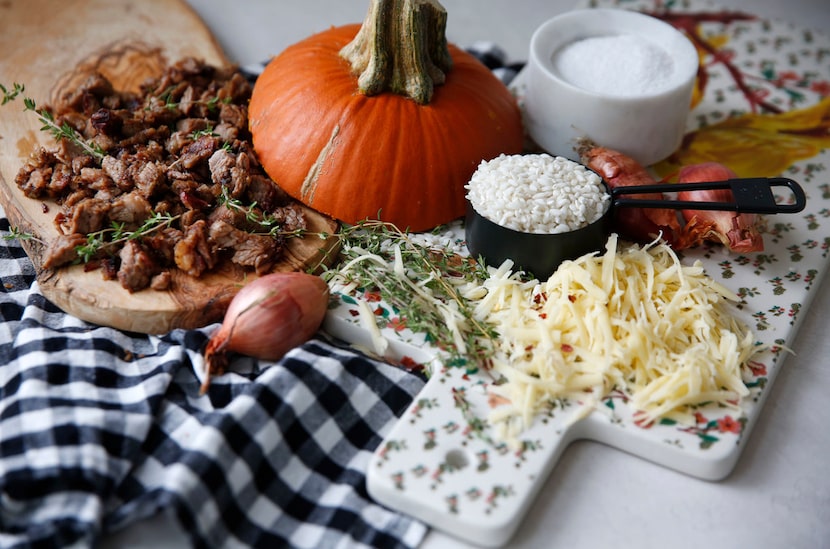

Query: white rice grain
[{"left": 465, "top": 153, "right": 610, "bottom": 234}]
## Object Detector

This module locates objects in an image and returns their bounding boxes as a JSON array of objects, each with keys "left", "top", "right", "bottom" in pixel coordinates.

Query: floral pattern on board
[{"left": 321, "top": 0, "right": 830, "bottom": 521}]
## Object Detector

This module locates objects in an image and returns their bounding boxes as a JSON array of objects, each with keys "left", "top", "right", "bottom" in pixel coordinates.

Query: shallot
[
  {"left": 676, "top": 162, "right": 764, "bottom": 252},
  {"left": 578, "top": 140, "right": 682, "bottom": 245},
  {"left": 200, "top": 271, "right": 329, "bottom": 393}
]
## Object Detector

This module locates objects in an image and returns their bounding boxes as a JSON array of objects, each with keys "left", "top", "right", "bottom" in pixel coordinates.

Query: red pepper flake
[
  {"left": 538, "top": 313, "right": 547, "bottom": 319},
  {"left": 389, "top": 317, "right": 407, "bottom": 332},
  {"left": 363, "top": 291, "right": 382, "bottom": 302},
  {"left": 568, "top": 294, "right": 577, "bottom": 303},
  {"left": 399, "top": 355, "right": 424, "bottom": 373},
  {"left": 561, "top": 344, "right": 573, "bottom": 352}
]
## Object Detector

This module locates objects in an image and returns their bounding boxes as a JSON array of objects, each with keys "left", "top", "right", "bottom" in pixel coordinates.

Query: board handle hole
[{"left": 445, "top": 449, "right": 469, "bottom": 470}]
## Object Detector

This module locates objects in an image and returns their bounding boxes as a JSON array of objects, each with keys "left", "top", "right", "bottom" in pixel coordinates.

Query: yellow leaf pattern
[{"left": 654, "top": 97, "right": 830, "bottom": 179}]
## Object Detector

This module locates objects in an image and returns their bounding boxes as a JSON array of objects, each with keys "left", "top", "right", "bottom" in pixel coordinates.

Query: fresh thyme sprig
[
  {"left": 23, "top": 97, "right": 106, "bottom": 161},
  {"left": 152, "top": 85, "right": 231, "bottom": 113},
  {"left": 1, "top": 81, "right": 106, "bottom": 162},
  {"left": 2, "top": 226, "right": 44, "bottom": 245},
  {"left": 1, "top": 82, "right": 25, "bottom": 105},
  {"left": 75, "top": 212, "right": 179, "bottom": 263},
  {"left": 322, "top": 220, "right": 499, "bottom": 371},
  {"left": 217, "top": 185, "right": 306, "bottom": 239}
]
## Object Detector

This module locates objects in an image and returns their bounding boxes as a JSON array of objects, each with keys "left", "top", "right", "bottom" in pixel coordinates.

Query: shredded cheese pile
[{"left": 468, "top": 234, "right": 759, "bottom": 435}]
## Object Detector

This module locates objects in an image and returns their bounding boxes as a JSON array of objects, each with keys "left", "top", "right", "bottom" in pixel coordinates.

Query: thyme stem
[
  {"left": 75, "top": 212, "right": 180, "bottom": 263},
  {"left": 323, "top": 220, "right": 499, "bottom": 370}
]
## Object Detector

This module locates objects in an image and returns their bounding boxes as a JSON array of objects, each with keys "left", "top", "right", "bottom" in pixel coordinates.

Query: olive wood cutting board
[{"left": 0, "top": 0, "right": 339, "bottom": 334}]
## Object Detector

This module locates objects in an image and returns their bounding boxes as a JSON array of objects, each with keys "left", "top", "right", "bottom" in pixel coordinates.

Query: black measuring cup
[{"left": 465, "top": 176, "right": 806, "bottom": 280}]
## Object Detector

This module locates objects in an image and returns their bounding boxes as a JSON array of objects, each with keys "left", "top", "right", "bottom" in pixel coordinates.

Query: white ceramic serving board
[
  {"left": 324, "top": 290, "right": 801, "bottom": 547},
  {"left": 323, "top": 1, "right": 830, "bottom": 546}
]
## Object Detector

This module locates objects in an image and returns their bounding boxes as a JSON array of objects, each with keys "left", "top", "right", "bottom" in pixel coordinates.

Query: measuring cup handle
[
  {"left": 610, "top": 177, "right": 807, "bottom": 214},
  {"left": 766, "top": 177, "right": 807, "bottom": 213}
]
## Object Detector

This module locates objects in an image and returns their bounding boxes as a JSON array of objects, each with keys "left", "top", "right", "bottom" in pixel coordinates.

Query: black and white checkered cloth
[{"left": 0, "top": 44, "right": 522, "bottom": 549}]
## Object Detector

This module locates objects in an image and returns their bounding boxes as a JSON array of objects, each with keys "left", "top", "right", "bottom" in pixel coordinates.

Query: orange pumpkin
[{"left": 249, "top": 0, "right": 524, "bottom": 232}]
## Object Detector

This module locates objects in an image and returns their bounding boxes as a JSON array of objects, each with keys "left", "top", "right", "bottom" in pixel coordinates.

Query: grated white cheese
[{"left": 465, "top": 234, "right": 760, "bottom": 435}]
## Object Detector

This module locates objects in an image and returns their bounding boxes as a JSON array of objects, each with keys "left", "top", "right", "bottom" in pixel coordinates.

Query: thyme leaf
[
  {"left": 74, "top": 212, "right": 179, "bottom": 263},
  {"left": 150, "top": 85, "right": 231, "bottom": 113},
  {"left": 1, "top": 82, "right": 25, "bottom": 105},
  {"left": 322, "top": 220, "right": 499, "bottom": 372},
  {"left": 217, "top": 185, "right": 306, "bottom": 238},
  {"left": 2, "top": 226, "right": 45, "bottom": 245},
  {"left": 22, "top": 97, "right": 106, "bottom": 162}
]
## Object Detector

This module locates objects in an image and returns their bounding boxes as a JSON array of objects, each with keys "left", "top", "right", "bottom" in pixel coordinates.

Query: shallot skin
[
  {"left": 578, "top": 142, "right": 682, "bottom": 245},
  {"left": 201, "top": 272, "right": 329, "bottom": 393},
  {"left": 676, "top": 162, "right": 764, "bottom": 252}
]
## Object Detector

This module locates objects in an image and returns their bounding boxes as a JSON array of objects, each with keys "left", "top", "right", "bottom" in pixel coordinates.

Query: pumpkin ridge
[{"left": 301, "top": 123, "right": 341, "bottom": 204}]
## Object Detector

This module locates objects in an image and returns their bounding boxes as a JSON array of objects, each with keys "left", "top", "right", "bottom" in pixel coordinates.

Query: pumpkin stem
[{"left": 340, "top": 0, "right": 453, "bottom": 105}]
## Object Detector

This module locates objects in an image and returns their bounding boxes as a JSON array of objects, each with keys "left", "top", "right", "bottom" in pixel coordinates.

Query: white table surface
[{"left": 102, "top": 1, "right": 830, "bottom": 547}]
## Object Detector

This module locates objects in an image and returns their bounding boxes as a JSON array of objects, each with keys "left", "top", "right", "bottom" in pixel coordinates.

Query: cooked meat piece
[
  {"left": 15, "top": 149, "right": 59, "bottom": 198},
  {"left": 179, "top": 135, "right": 219, "bottom": 169},
  {"left": 57, "top": 112, "right": 87, "bottom": 135},
  {"left": 274, "top": 204, "right": 308, "bottom": 232},
  {"left": 50, "top": 163, "right": 73, "bottom": 194},
  {"left": 93, "top": 187, "right": 119, "bottom": 203},
  {"left": 229, "top": 166, "right": 250, "bottom": 198},
  {"left": 177, "top": 85, "right": 198, "bottom": 117},
  {"left": 109, "top": 192, "right": 152, "bottom": 229},
  {"left": 150, "top": 271, "right": 172, "bottom": 291},
  {"left": 42, "top": 233, "right": 87, "bottom": 269},
  {"left": 143, "top": 227, "right": 182, "bottom": 265},
  {"left": 77, "top": 167, "right": 116, "bottom": 193},
  {"left": 170, "top": 178, "right": 200, "bottom": 200},
  {"left": 218, "top": 72, "right": 252, "bottom": 104},
  {"left": 207, "top": 203, "right": 259, "bottom": 233},
  {"left": 180, "top": 209, "right": 205, "bottom": 228},
  {"left": 139, "top": 104, "right": 179, "bottom": 129},
  {"left": 247, "top": 174, "right": 292, "bottom": 212},
  {"left": 117, "top": 240, "right": 159, "bottom": 292},
  {"left": 100, "top": 257, "right": 119, "bottom": 280},
  {"left": 16, "top": 165, "right": 54, "bottom": 199},
  {"left": 208, "top": 148, "right": 234, "bottom": 187},
  {"left": 219, "top": 103, "right": 247, "bottom": 130},
  {"left": 68, "top": 197, "right": 109, "bottom": 234},
  {"left": 208, "top": 219, "right": 281, "bottom": 274},
  {"left": 118, "top": 126, "right": 171, "bottom": 150},
  {"left": 62, "top": 189, "right": 94, "bottom": 209},
  {"left": 14, "top": 57, "right": 301, "bottom": 291},
  {"left": 174, "top": 220, "right": 215, "bottom": 277},
  {"left": 57, "top": 73, "right": 115, "bottom": 113},
  {"left": 213, "top": 123, "right": 238, "bottom": 143},
  {"left": 101, "top": 156, "right": 130, "bottom": 188},
  {"left": 176, "top": 117, "right": 210, "bottom": 135},
  {"left": 134, "top": 161, "right": 165, "bottom": 198},
  {"left": 133, "top": 140, "right": 165, "bottom": 164},
  {"left": 165, "top": 131, "right": 192, "bottom": 155},
  {"left": 71, "top": 154, "right": 95, "bottom": 175},
  {"left": 88, "top": 133, "right": 116, "bottom": 155}
]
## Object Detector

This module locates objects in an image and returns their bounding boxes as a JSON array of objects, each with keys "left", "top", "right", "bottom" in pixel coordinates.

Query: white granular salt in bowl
[
  {"left": 552, "top": 34, "right": 677, "bottom": 97},
  {"left": 465, "top": 153, "right": 610, "bottom": 234}
]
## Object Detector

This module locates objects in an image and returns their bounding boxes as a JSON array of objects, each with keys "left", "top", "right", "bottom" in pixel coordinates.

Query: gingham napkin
[{"left": 0, "top": 44, "right": 521, "bottom": 549}]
